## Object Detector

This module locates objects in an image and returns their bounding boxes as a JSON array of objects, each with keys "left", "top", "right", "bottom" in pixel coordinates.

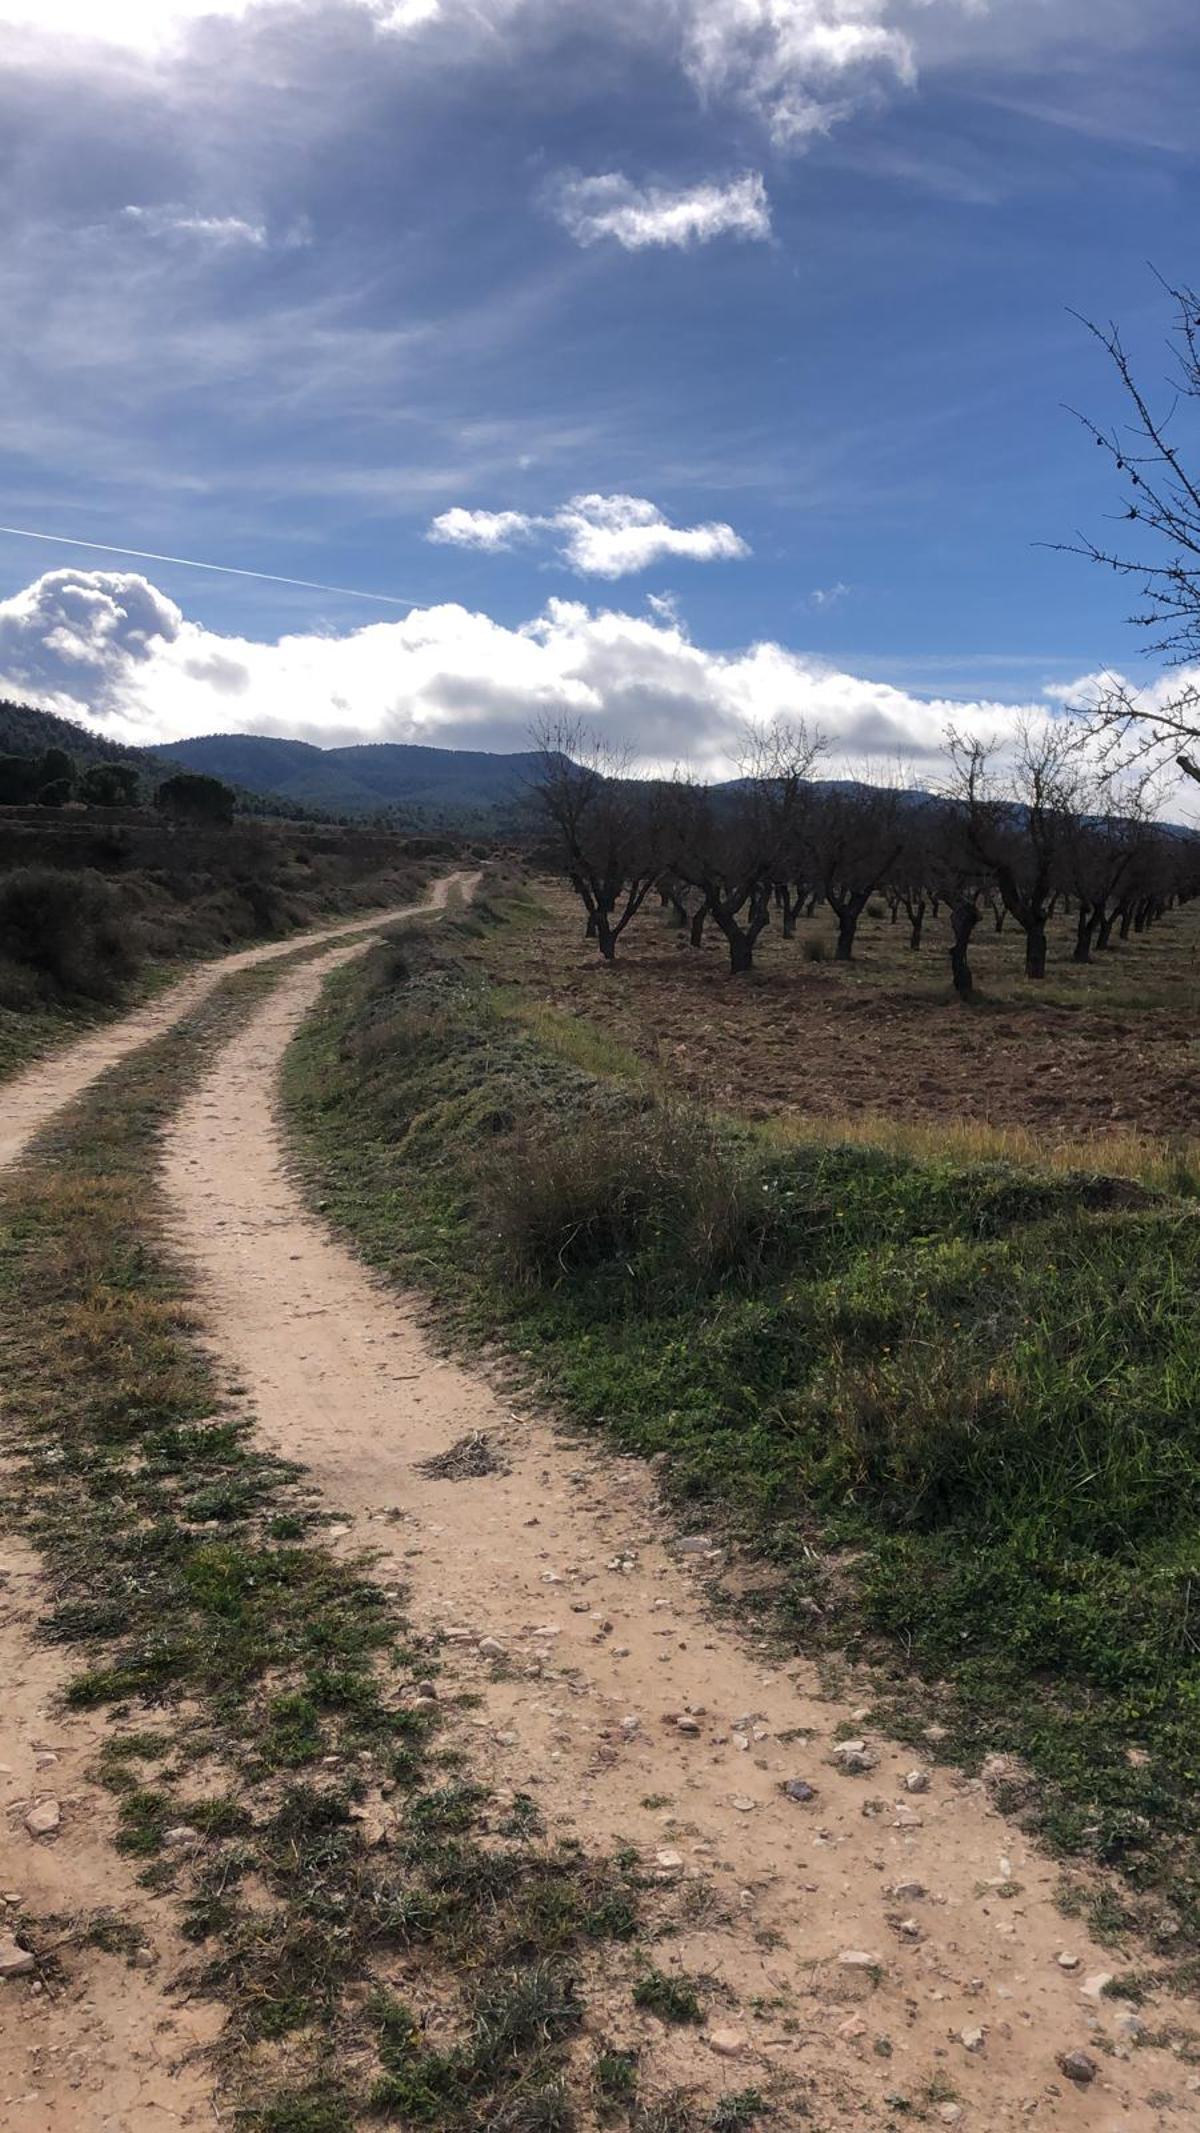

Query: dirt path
[
  {"left": 157, "top": 947, "right": 1200, "bottom": 2128},
  {"left": 0, "top": 877, "right": 470, "bottom": 2132},
  {"left": 0, "top": 876, "right": 470, "bottom": 1171}
]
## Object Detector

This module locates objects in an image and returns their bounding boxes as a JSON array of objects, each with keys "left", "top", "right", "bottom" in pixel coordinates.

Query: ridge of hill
[{"left": 146, "top": 733, "right": 540, "bottom": 822}]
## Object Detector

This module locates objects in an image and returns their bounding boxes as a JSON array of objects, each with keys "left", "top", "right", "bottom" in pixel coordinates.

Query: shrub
[
  {"left": 802, "top": 936, "right": 828, "bottom": 963},
  {"left": 867, "top": 899, "right": 886, "bottom": 920},
  {"left": 481, "top": 1103, "right": 771, "bottom": 1293},
  {"left": 0, "top": 867, "right": 138, "bottom": 1005}
]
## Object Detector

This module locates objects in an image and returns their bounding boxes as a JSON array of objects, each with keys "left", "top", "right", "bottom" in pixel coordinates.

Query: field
[
  {"left": 283, "top": 880, "right": 1200, "bottom": 1993},
  {"left": 497, "top": 881, "right": 1200, "bottom": 1170}
]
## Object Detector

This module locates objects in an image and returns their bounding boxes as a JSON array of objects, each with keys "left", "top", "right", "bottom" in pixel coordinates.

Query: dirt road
[
  {"left": 0, "top": 877, "right": 469, "bottom": 1171},
  {"left": 151, "top": 940, "right": 1198, "bottom": 2126},
  {"left": 0, "top": 879, "right": 469, "bottom": 2133}
]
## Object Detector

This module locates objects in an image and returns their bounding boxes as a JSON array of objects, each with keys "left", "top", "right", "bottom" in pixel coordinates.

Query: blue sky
[{"left": 0, "top": 1, "right": 1197, "bottom": 777}]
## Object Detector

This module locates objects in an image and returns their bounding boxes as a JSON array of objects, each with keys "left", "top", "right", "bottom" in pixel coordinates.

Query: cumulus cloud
[
  {"left": 427, "top": 493, "right": 750, "bottom": 578},
  {"left": 549, "top": 171, "right": 771, "bottom": 250},
  {"left": 0, "top": 569, "right": 183, "bottom": 716},
  {"left": 555, "top": 494, "right": 749, "bottom": 576},
  {"left": 0, "top": 564, "right": 1066, "bottom": 780},
  {"left": 427, "top": 507, "right": 537, "bottom": 551}
]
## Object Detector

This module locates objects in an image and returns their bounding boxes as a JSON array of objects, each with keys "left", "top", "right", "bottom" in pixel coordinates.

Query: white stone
[
  {"left": 959, "top": 2027, "right": 986, "bottom": 2053},
  {"left": 1081, "top": 1972, "right": 1114, "bottom": 2000},
  {"left": 707, "top": 2027, "right": 746, "bottom": 2057},
  {"left": 23, "top": 1800, "right": 60, "bottom": 1839}
]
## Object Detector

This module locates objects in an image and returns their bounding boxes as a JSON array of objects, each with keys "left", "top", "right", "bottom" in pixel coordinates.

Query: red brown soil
[{"left": 499, "top": 888, "right": 1200, "bottom": 1146}]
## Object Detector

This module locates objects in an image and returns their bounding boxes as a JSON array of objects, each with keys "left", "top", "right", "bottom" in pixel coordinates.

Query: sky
[{"left": 0, "top": 0, "right": 1197, "bottom": 787}]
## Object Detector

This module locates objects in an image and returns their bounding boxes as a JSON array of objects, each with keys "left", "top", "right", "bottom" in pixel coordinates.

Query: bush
[
  {"left": 0, "top": 867, "right": 138, "bottom": 1005},
  {"left": 802, "top": 936, "right": 828, "bottom": 962},
  {"left": 481, "top": 1102, "right": 772, "bottom": 1294}
]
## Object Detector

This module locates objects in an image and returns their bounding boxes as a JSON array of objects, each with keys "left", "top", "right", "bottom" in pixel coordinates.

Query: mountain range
[{"left": 146, "top": 733, "right": 538, "bottom": 823}]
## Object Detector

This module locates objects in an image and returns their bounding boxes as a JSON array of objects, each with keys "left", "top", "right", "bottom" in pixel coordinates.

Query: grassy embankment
[
  {"left": 0, "top": 828, "right": 448, "bottom": 1087},
  {"left": 0, "top": 945, "right": 695, "bottom": 2133},
  {"left": 285, "top": 893, "right": 1200, "bottom": 1987}
]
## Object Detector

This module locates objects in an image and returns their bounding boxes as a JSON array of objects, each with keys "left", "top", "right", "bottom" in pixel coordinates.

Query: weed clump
[
  {"left": 632, "top": 1968, "right": 704, "bottom": 2024},
  {"left": 0, "top": 866, "right": 135, "bottom": 1007},
  {"left": 481, "top": 1104, "right": 771, "bottom": 1295}
]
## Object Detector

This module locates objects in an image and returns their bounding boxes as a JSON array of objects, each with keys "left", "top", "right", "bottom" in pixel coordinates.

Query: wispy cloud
[
  {"left": 809, "top": 580, "right": 851, "bottom": 610},
  {"left": 549, "top": 170, "right": 770, "bottom": 251},
  {"left": 122, "top": 205, "right": 269, "bottom": 248},
  {"left": 427, "top": 492, "right": 750, "bottom": 578}
]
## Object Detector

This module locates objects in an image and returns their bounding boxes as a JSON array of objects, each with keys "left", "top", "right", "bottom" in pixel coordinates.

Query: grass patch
[
  {"left": 632, "top": 1968, "right": 705, "bottom": 2024},
  {"left": 0, "top": 948, "right": 649, "bottom": 2125},
  {"left": 283, "top": 917, "right": 1200, "bottom": 1978}
]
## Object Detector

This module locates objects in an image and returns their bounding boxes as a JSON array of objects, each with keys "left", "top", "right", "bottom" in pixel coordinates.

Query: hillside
[
  {"left": 0, "top": 697, "right": 161, "bottom": 774},
  {"left": 0, "top": 701, "right": 332, "bottom": 823},
  {"left": 148, "top": 733, "right": 539, "bottom": 823}
]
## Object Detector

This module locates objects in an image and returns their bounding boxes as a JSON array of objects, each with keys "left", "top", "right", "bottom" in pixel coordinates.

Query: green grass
[
  {"left": 0, "top": 948, "right": 668, "bottom": 2128},
  {"left": 283, "top": 913, "right": 1200, "bottom": 1980},
  {"left": 632, "top": 1968, "right": 706, "bottom": 2024}
]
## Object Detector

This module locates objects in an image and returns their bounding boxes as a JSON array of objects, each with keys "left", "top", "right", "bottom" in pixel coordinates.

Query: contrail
[{"left": 0, "top": 524, "right": 417, "bottom": 609}]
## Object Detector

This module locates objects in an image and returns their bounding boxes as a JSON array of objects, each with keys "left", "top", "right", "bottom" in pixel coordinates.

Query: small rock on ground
[
  {"left": 23, "top": 1799, "right": 60, "bottom": 1839},
  {"left": 1057, "top": 2050, "right": 1098, "bottom": 2085},
  {"left": 0, "top": 1935, "right": 35, "bottom": 1979}
]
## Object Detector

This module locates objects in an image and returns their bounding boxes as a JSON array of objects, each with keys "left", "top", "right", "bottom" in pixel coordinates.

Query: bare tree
[
  {"left": 528, "top": 718, "right": 660, "bottom": 962},
  {"left": 1063, "top": 277, "right": 1200, "bottom": 787},
  {"left": 665, "top": 721, "right": 825, "bottom": 977},
  {"left": 947, "top": 722, "right": 1081, "bottom": 979},
  {"left": 1061, "top": 768, "right": 1161, "bottom": 962},
  {"left": 806, "top": 776, "right": 904, "bottom": 962}
]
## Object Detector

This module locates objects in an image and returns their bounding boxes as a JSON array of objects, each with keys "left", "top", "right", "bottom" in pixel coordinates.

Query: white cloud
[
  {"left": 678, "top": 0, "right": 922, "bottom": 144},
  {"left": 0, "top": 564, "right": 1071, "bottom": 782},
  {"left": 549, "top": 171, "right": 771, "bottom": 251},
  {"left": 122, "top": 206, "right": 269, "bottom": 248},
  {"left": 554, "top": 493, "right": 750, "bottom": 576},
  {"left": 0, "top": 0, "right": 257, "bottom": 48},
  {"left": 427, "top": 507, "right": 536, "bottom": 551},
  {"left": 376, "top": 1, "right": 980, "bottom": 147},
  {"left": 427, "top": 493, "right": 750, "bottom": 578},
  {"left": 809, "top": 580, "right": 851, "bottom": 609},
  {"left": 0, "top": 3, "right": 975, "bottom": 149}
]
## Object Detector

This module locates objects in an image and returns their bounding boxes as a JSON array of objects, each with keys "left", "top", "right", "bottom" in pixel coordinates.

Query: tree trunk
[
  {"left": 1096, "top": 911, "right": 1115, "bottom": 950},
  {"left": 689, "top": 901, "right": 709, "bottom": 948},
  {"left": 1073, "top": 904, "right": 1096, "bottom": 964},
  {"left": 949, "top": 900, "right": 980, "bottom": 997},
  {"left": 595, "top": 919, "right": 617, "bottom": 962},
  {"left": 727, "top": 930, "right": 755, "bottom": 975},
  {"left": 835, "top": 909, "right": 858, "bottom": 962},
  {"left": 909, "top": 909, "right": 925, "bottom": 951},
  {"left": 1024, "top": 921, "right": 1047, "bottom": 979}
]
